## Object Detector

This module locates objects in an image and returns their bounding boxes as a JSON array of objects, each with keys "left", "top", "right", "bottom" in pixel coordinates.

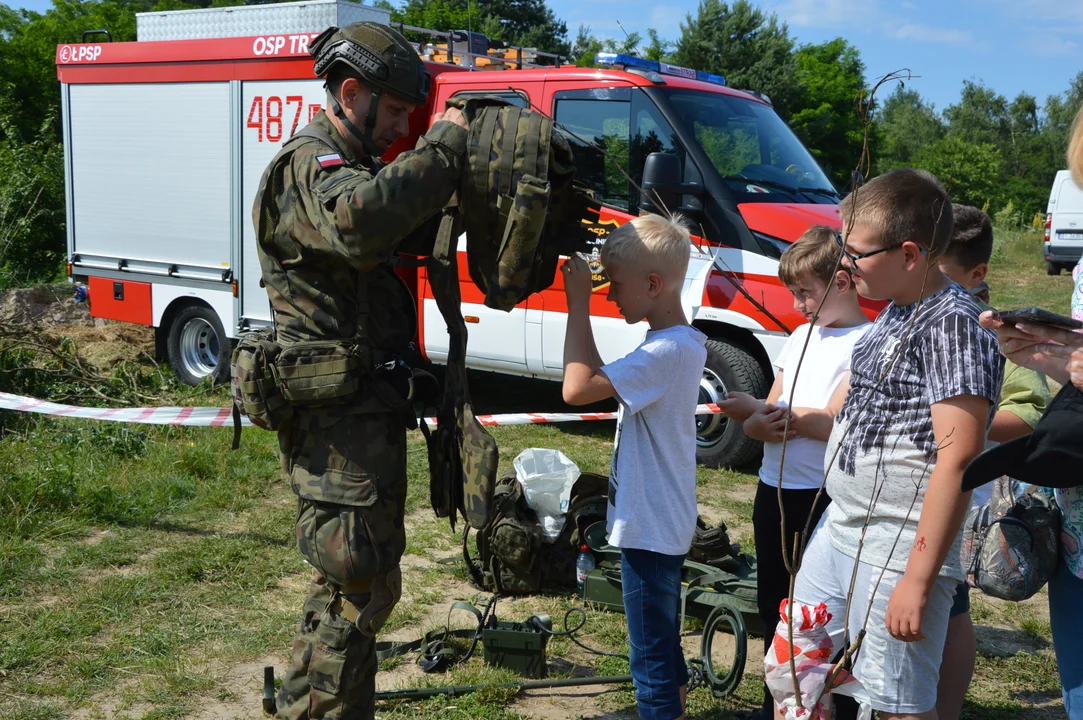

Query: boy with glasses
[{"left": 789, "top": 169, "right": 1003, "bottom": 720}]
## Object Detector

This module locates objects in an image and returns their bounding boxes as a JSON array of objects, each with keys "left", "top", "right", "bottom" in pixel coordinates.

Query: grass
[
  {"left": 986, "top": 226, "right": 1074, "bottom": 313},
  {"left": 0, "top": 227, "right": 1070, "bottom": 719}
]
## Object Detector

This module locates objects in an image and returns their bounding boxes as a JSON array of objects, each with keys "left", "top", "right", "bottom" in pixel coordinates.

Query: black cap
[{"left": 962, "top": 382, "right": 1083, "bottom": 491}]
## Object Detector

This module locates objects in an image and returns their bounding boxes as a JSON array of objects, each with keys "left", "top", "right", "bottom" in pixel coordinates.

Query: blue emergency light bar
[{"left": 594, "top": 52, "right": 727, "bottom": 86}]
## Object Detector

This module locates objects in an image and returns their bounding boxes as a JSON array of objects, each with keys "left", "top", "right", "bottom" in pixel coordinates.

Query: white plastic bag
[{"left": 513, "top": 448, "right": 581, "bottom": 541}]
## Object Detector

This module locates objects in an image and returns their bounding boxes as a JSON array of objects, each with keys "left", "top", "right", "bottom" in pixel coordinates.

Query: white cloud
[
  {"left": 1022, "top": 33, "right": 1079, "bottom": 57},
  {"left": 986, "top": 0, "right": 1083, "bottom": 28},
  {"left": 901, "top": 1, "right": 917, "bottom": 8},
  {"left": 891, "top": 23, "right": 975, "bottom": 46},
  {"left": 772, "top": 0, "right": 883, "bottom": 28}
]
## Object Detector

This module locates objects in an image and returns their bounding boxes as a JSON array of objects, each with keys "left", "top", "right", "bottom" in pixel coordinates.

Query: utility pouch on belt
[
  {"left": 231, "top": 326, "right": 294, "bottom": 433},
  {"left": 273, "top": 340, "right": 367, "bottom": 407}
]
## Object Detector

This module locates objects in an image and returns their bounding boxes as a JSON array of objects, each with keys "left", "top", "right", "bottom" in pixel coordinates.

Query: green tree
[
  {"left": 671, "top": 0, "right": 799, "bottom": 118},
  {"left": 874, "top": 85, "right": 944, "bottom": 173},
  {"left": 787, "top": 38, "right": 866, "bottom": 188},
  {"left": 391, "top": 0, "right": 569, "bottom": 57},
  {"left": 944, "top": 80, "right": 1011, "bottom": 148},
  {"left": 571, "top": 24, "right": 604, "bottom": 67},
  {"left": 0, "top": 96, "right": 65, "bottom": 288},
  {"left": 913, "top": 135, "right": 1002, "bottom": 209},
  {"left": 643, "top": 29, "right": 672, "bottom": 62}
]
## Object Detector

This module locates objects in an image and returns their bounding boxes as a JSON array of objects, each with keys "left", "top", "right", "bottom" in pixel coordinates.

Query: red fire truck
[{"left": 57, "top": 0, "right": 865, "bottom": 467}]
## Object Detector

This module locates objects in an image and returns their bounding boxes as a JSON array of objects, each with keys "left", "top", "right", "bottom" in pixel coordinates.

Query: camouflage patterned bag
[
  {"left": 462, "top": 469, "right": 608, "bottom": 595},
  {"left": 446, "top": 96, "right": 593, "bottom": 311},
  {"left": 230, "top": 326, "right": 293, "bottom": 432},
  {"left": 961, "top": 478, "right": 1061, "bottom": 601},
  {"left": 273, "top": 340, "right": 365, "bottom": 407}
]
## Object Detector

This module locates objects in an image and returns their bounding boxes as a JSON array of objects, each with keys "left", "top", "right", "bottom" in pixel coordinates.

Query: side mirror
[
  {"left": 640, "top": 152, "right": 702, "bottom": 215},
  {"left": 641, "top": 152, "right": 681, "bottom": 214}
]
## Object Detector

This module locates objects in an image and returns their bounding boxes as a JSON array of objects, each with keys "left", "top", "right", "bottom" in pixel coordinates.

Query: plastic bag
[
  {"left": 764, "top": 599, "right": 866, "bottom": 720},
  {"left": 513, "top": 448, "right": 581, "bottom": 541}
]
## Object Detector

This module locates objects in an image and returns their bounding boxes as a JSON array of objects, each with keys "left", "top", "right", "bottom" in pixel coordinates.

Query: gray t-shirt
[
  {"left": 825, "top": 284, "right": 1003, "bottom": 580},
  {"left": 602, "top": 325, "right": 707, "bottom": 555}
]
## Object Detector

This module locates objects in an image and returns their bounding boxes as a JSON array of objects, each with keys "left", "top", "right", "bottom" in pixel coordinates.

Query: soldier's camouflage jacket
[{"left": 253, "top": 111, "right": 467, "bottom": 506}]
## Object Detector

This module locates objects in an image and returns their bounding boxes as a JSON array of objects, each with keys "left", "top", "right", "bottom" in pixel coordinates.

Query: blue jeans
[
  {"left": 1049, "top": 559, "right": 1083, "bottom": 720},
  {"left": 622, "top": 548, "right": 689, "bottom": 720}
]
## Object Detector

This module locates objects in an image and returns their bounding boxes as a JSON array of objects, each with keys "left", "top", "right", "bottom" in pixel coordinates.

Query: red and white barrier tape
[{"left": 0, "top": 391, "right": 725, "bottom": 428}]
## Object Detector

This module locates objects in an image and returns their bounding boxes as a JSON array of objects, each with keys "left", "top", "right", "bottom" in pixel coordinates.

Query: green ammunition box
[{"left": 482, "top": 620, "right": 550, "bottom": 678}]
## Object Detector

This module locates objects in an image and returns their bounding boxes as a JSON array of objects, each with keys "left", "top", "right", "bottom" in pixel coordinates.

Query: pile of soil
[
  {"left": 1, "top": 285, "right": 155, "bottom": 371},
  {"left": 0, "top": 284, "right": 95, "bottom": 328}
]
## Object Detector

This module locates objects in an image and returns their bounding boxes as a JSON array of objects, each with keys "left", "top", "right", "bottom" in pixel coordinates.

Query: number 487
[{"left": 246, "top": 96, "right": 322, "bottom": 142}]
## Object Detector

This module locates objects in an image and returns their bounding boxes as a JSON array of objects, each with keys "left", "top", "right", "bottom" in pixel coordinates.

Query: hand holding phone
[{"left": 995, "top": 307, "right": 1083, "bottom": 331}]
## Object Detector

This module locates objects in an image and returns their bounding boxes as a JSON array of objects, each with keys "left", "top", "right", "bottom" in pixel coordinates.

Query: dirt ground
[{"left": 1, "top": 285, "right": 155, "bottom": 370}]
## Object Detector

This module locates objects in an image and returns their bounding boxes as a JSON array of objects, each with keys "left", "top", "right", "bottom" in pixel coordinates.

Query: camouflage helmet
[{"left": 309, "top": 22, "right": 430, "bottom": 107}]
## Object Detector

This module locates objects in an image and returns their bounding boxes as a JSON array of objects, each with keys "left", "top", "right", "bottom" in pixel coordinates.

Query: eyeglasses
[{"left": 834, "top": 233, "right": 924, "bottom": 267}]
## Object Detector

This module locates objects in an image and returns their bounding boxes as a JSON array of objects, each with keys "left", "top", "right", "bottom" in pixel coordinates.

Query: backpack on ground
[
  {"left": 462, "top": 469, "right": 608, "bottom": 595},
  {"left": 961, "top": 477, "right": 1061, "bottom": 601}
]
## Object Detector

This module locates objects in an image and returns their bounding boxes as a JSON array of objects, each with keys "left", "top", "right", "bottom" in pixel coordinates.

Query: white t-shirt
[
  {"left": 759, "top": 322, "right": 870, "bottom": 491},
  {"left": 601, "top": 325, "right": 707, "bottom": 556}
]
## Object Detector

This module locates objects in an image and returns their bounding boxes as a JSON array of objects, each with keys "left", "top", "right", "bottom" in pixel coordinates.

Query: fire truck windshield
[{"left": 661, "top": 88, "right": 838, "bottom": 203}]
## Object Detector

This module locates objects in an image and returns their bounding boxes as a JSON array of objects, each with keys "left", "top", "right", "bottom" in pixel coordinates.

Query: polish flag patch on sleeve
[{"left": 316, "top": 153, "right": 344, "bottom": 169}]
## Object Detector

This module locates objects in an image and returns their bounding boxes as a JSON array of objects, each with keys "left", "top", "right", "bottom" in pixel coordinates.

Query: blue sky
[
  {"left": 10, "top": 0, "right": 1080, "bottom": 113},
  {"left": 549, "top": 0, "right": 1081, "bottom": 113}
]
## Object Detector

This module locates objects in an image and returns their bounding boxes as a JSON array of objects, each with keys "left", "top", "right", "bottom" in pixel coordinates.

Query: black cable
[
  {"left": 531, "top": 607, "right": 629, "bottom": 660},
  {"left": 452, "top": 595, "right": 497, "bottom": 667}
]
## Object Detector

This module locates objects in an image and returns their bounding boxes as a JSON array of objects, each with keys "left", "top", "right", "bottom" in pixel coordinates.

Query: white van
[{"left": 1044, "top": 169, "right": 1083, "bottom": 275}]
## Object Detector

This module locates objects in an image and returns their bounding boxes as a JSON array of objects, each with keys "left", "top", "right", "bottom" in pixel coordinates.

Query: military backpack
[
  {"left": 424, "top": 97, "right": 596, "bottom": 533},
  {"left": 462, "top": 469, "right": 609, "bottom": 595},
  {"left": 446, "top": 95, "right": 594, "bottom": 310}
]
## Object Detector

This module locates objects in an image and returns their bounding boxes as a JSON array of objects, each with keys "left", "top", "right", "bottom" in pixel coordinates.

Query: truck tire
[
  {"left": 1047, "top": 261, "right": 1061, "bottom": 276},
  {"left": 697, "top": 337, "right": 770, "bottom": 469},
  {"left": 166, "top": 304, "right": 231, "bottom": 386}
]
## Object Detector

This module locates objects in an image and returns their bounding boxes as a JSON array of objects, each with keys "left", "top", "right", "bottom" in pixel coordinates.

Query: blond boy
[{"left": 562, "top": 214, "right": 707, "bottom": 720}]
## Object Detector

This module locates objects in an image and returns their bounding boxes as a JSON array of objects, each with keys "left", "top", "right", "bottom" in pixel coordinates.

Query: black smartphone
[{"left": 996, "top": 307, "right": 1083, "bottom": 330}]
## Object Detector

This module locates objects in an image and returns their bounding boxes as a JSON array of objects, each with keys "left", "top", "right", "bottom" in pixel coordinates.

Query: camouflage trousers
[{"left": 275, "top": 425, "right": 408, "bottom": 719}]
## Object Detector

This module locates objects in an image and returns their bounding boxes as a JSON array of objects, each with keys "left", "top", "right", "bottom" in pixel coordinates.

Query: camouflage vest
[
  {"left": 422, "top": 98, "right": 597, "bottom": 532},
  {"left": 231, "top": 125, "right": 414, "bottom": 444},
  {"left": 447, "top": 96, "right": 593, "bottom": 310},
  {"left": 462, "top": 469, "right": 609, "bottom": 595}
]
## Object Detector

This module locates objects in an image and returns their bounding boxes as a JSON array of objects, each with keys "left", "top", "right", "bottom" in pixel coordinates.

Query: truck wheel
[
  {"left": 697, "top": 337, "right": 770, "bottom": 469},
  {"left": 167, "top": 304, "right": 230, "bottom": 386},
  {"left": 1047, "top": 262, "right": 1061, "bottom": 276}
]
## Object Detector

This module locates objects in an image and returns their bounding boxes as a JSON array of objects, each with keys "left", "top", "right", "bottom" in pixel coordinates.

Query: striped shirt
[{"left": 824, "top": 283, "right": 1004, "bottom": 580}]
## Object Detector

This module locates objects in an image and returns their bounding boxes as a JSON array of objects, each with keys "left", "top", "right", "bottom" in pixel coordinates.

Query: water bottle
[{"left": 576, "top": 543, "right": 595, "bottom": 598}]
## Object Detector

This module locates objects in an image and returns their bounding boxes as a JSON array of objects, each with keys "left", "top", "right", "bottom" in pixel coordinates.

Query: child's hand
[
  {"left": 885, "top": 574, "right": 928, "bottom": 642},
  {"left": 744, "top": 405, "right": 796, "bottom": 443},
  {"left": 717, "top": 391, "right": 760, "bottom": 422},
  {"left": 561, "top": 254, "right": 593, "bottom": 311}
]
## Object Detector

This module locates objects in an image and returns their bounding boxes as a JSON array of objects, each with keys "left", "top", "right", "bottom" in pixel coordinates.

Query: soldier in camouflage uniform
[{"left": 252, "top": 22, "right": 468, "bottom": 720}]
